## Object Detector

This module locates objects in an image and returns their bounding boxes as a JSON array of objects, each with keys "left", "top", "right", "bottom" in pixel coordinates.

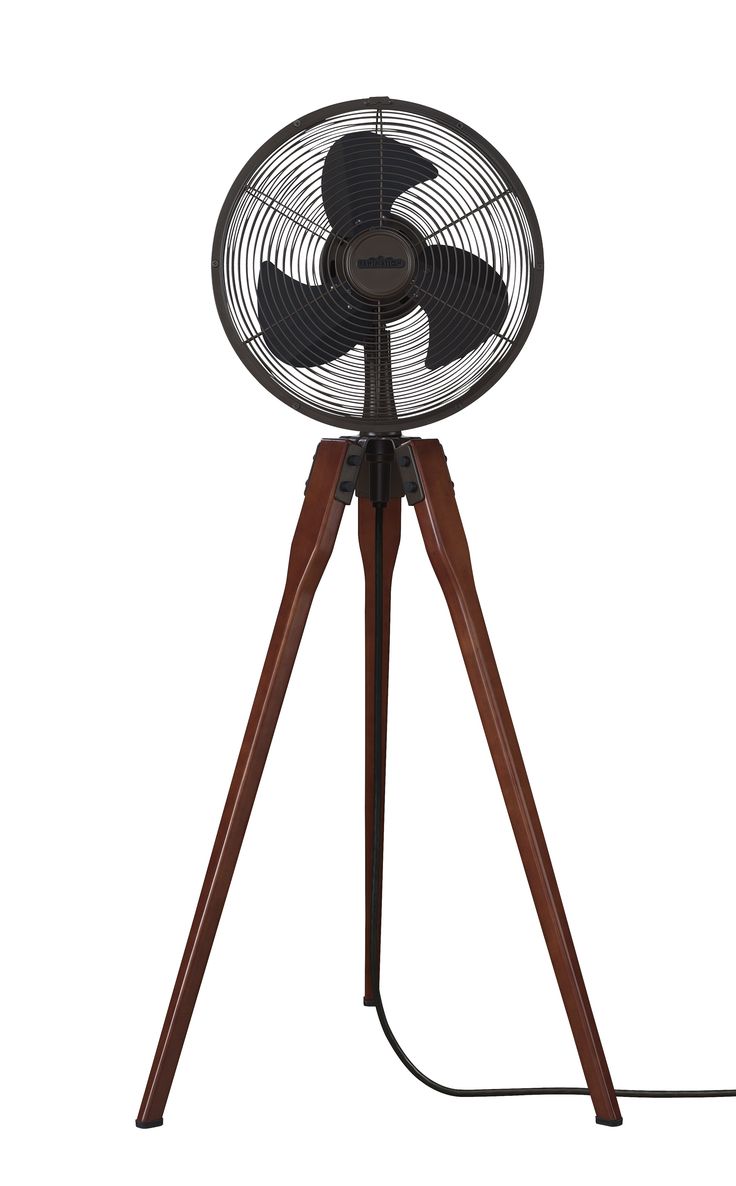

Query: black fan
[
  {"left": 212, "top": 98, "right": 543, "bottom": 433},
  {"left": 138, "top": 99, "right": 736, "bottom": 1137},
  {"left": 141, "top": 101, "right": 640, "bottom": 1140}
]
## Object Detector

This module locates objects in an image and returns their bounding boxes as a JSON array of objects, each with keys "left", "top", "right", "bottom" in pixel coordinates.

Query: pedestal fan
[{"left": 136, "top": 96, "right": 736, "bottom": 1132}]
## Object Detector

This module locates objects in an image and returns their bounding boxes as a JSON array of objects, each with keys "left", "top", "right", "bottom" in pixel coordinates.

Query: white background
[{"left": 2, "top": 2, "right": 735, "bottom": 1183}]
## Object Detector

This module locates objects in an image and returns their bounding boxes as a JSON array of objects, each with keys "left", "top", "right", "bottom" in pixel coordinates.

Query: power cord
[{"left": 368, "top": 500, "right": 736, "bottom": 1107}]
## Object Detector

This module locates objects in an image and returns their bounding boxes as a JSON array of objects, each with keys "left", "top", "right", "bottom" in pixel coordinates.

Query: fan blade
[
  {"left": 415, "top": 246, "right": 509, "bottom": 369},
  {"left": 257, "top": 262, "right": 365, "bottom": 367},
  {"left": 322, "top": 132, "right": 437, "bottom": 238}
]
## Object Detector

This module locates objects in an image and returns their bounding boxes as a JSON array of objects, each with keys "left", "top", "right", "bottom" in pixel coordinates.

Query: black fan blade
[
  {"left": 415, "top": 246, "right": 509, "bottom": 369},
  {"left": 257, "top": 262, "right": 365, "bottom": 367},
  {"left": 322, "top": 132, "right": 437, "bottom": 238}
]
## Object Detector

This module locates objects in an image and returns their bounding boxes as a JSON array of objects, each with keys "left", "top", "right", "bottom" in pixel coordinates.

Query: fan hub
[{"left": 345, "top": 229, "right": 415, "bottom": 300}]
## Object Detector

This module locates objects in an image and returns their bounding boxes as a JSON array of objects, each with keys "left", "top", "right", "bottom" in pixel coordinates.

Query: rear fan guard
[{"left": 212, "top": 97, "right": 543, "bottom": 434}]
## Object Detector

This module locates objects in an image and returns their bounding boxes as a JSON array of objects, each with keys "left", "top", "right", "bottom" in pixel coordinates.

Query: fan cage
[{"left": 212, "top": 98, "right": 543, "bottom": 433}]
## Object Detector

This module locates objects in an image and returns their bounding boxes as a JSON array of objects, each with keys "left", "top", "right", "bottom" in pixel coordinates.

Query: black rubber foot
[
  {"left": 596, "top": 1116, "right": 623, "bottom": 1127},
  {"left": 363, "top": 996, "right": 377, "bottom": 1007},
  {"left": 136, "top": 1118, "right": 163, "bottom": 1129}
]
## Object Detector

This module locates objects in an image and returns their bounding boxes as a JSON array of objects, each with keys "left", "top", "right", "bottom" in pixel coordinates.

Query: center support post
[{"left": 357, "top": 438, "right": 401, "bottom": 1005}]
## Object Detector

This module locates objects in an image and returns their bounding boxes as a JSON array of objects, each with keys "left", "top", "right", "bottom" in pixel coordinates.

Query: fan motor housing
[{"left": 345, "top": 229, "right": 415, "bottom": 300}]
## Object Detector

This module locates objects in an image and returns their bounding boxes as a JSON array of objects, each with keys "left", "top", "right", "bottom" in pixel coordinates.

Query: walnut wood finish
[
  {"left": 358, "top": 495, "right": 401, "bottom": 1004},
  {"left": 409, "top": 439, "right": 622, "bottom": 1127},
  {"left": 136, "top": 439, "right": 349, "bottom": 1128}
]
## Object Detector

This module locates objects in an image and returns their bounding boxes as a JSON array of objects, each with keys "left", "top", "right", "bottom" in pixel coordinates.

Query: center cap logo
[
  {"left": 346, "top": 228, "right": 414, "bottom": 299},
  {"left": 357, "top": 255, "right": 407, "bottom": 270}
]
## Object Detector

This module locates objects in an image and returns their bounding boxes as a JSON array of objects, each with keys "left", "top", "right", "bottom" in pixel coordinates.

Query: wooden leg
[
  {"left": 136, "top": 439, "right": 349, "bottom": 1127},
  {"left": 408, "top": 439, "right": 622, "bottom": 1127},
  {"left": 358, "top": 496, "right": 401, "bottom": 1005}
]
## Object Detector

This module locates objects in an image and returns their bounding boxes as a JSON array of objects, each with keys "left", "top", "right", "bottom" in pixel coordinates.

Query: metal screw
[
  {"left": 399, "top": 456, "right": 410, "bottom": 468},
  {"left": 405, "top": 481, "right": 418, "bottom": 494},
  {"left": 339, "top": 480, "right": 353, "bottom": 493},
  {"left": 294, "top": 119, "right": 302, "bottom": 127},
  {"left": 347, "top": 455, "right": 361, "bottom": 467},
  {"left": 212, "top": 259, "right": 219, "bottom": 268}
]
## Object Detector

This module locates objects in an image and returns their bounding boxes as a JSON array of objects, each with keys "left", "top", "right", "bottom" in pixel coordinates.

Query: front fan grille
[{"left": 212, "top": 99, "right": 543, "bottom": 433}]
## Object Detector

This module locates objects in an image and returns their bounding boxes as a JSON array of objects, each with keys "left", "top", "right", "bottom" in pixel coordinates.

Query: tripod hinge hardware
[
  {"left": 394, "top": 442, "right": 425, "bottom": 505},
  {"left": 334, "top": 440, "right": 369, "bottom": 504}
]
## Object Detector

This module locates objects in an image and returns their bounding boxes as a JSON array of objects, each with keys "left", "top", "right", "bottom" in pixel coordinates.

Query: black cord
[{"left": 368, "top": 499, "right": 736, "bottom": 1104}]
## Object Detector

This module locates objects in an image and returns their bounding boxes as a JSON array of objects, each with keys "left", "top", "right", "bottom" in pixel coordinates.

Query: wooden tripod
[{"left": 136, "top": 437, "right": 622, "bottom": 1128}]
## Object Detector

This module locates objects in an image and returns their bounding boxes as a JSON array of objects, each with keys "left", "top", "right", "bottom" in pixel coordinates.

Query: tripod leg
[
  {"left": 358, "top": 496, "right": 401, "bottom": 1005},
  {"left": 408, "top": 439, "right": 622, "bottom": 1127},
  {"left": 136, "top": 439, "right": 349, "bottom": 1128}
]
